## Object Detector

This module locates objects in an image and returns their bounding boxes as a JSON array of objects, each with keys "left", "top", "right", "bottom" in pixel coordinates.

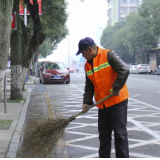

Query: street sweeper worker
[{"left": 76, "top": 37, "right": 130, "bottom": 158}]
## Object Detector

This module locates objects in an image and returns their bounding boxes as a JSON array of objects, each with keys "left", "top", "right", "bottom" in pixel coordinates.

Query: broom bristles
[{"left": 18, "top": 116, "right": 75, "bottom": 158}]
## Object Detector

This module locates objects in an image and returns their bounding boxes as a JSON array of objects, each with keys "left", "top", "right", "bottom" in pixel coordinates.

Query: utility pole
[
  {"left": 24, "top": 5, "right": 27, "bottom": 27},
  {"left": 24, "top": 5, "right": 28, "bottom": 81},
  {"left": 68, "top": 38, "right": 70, "bottom": 68}
]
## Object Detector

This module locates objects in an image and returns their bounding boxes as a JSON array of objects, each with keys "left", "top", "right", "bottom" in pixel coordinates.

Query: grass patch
[
  {"left": 7, "top": 98, "right": 26, "bottom": 103},
  {"left": 0, "top": 119, "right": 13, "bottom": 130},
  {"left": 23, "top": 89, "right": 27, "bottom": 92}
]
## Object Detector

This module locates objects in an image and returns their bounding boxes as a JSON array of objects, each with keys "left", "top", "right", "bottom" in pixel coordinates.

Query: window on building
[
  {"left": 120, "top": 0, "right": 127, "bottom": 3},
  {"left": 107, "top": 20, "right": 111, "bottom": 26},
  {"left": 120, "top": 7, "right": 127, "bottom": 14},
  {"left": 130, "top": 0, "right": 139, "bottom": 3},
  {"left": 130, "top": 7, "right": 138, "bottom": 13},
  {"left": 107, "top": 9, "right": 111, "bottom": 18},
  {"left": 108, "top": 0, "right": 111, "bottom": 7}
]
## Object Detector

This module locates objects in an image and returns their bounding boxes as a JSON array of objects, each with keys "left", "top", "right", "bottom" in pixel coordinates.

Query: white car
[
  {"left": 129, "top": 65, "right": 137, "bottom": 74},
  {"left": 135, "top": 64, "right": 150, "bottom": 74}
]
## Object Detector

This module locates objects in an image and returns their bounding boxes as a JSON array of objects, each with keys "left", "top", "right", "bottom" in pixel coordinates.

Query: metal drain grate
[{"left": 0, "top": 120, "right": 13, "bottom": 130}]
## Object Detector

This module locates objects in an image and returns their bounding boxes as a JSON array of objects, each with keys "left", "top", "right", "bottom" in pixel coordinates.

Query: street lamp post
[{"left": 24, "top": 5, "right": 27, "bottom": 27}]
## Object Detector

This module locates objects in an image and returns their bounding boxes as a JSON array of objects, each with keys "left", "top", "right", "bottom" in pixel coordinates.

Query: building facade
[{"left": 107, "top": 0, "right": 142, "bottom": 26}]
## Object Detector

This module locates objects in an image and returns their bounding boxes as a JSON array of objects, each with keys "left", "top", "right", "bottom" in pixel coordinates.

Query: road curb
[
  {"left": 44, "top": 92, "right": 69, "bottom": 158},
  {"left": 6, "top": 89, "right": 32, "bottom": 158}
]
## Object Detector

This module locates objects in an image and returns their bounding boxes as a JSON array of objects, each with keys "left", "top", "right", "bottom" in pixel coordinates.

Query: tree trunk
[
  {"left": 0, "top": 0, "right": 13, "bottom": 100},
  {"left": 10, "top": 0, "right": 23, "bottom": 99},
  {"left": 21, "top": 0, "right": 46, "bottom": 90},
  {"left": 21, "top": 21, "right": 31, "bottom": 90},
  {"left": 22, "top": 67, "right": 28, "bottom": 90},
  {"left": 133, "top": 50, "right": 136, "bottom": 64}
]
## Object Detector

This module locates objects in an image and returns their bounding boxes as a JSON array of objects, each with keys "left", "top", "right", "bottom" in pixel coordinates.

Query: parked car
[
  {"left": 69, "top": 68, "right": 74, "bottom": 73},
  {"left": 39, "top": 62, "right": 70, "bottom": 84},
  {"left": 37, "top": 61, "right": 50, "bottom": 77},
  {"left": 155, "top": 65, "right": 160, "bottom": 75},
  {"left": 135, "top": 64, "right": 150, "bottom": 74},
  {"left": 129, "top": 65, "right": 137, "bottom": 74}
]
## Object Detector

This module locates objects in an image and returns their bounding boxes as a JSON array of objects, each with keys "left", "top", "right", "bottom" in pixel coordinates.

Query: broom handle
[{"left": 72, "top": 93, "right": 113, "bottom": 119}]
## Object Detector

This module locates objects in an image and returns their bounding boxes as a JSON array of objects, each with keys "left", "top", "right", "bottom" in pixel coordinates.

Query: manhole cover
[{"left": 0, "top": 120, "right": 13, "bottom": 130}]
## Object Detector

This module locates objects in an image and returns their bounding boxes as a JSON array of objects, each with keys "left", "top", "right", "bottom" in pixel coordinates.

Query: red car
[{"left": 39, "top": 62, "right": 70, "bottom": 84}]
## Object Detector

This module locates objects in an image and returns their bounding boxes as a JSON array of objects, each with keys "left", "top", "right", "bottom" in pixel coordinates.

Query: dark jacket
[{"left": 83, "top": 50, "right": 129, "bottom": 105}]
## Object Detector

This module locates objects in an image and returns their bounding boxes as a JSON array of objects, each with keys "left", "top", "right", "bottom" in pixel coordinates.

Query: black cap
[{"left": 76, "top": 37, "right": 94, "bottom": 55}]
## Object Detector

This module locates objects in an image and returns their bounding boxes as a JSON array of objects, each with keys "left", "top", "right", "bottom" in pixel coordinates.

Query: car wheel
[
  {"left": 66, "top": 80, "right": 70, "bottom": 84},
  {"left": 155, "top": 71, "right": 158, "bottom": 75}
]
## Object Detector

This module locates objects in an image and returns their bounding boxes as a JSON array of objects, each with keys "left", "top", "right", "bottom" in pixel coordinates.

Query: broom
[{"left": 19, "top": 93, "right": 113, "bottom": 158}]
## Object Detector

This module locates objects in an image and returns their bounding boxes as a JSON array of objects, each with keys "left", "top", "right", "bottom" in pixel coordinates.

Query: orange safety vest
[{"left": 85, "top": 47, "right": 129, "bottom": 109}]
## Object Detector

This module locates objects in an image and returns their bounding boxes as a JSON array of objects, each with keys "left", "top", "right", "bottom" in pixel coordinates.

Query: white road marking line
[
  {"left": 128, "top": 117, "right": 160, "bottom": 141},
  {"left": 129, "top": 97, "right": 160, "bottom": 110},
  {"left": 70, "top": 84, "right": 84, "bottom": 93},
  {"left": 127, "top": 128, "right": 141, "bottom": 131},
  {"left": 65, "top": 131, "right": 96, "bottom": 136},
  {"left": 80, "top": 153, "right": 98, "bottom": 158},
  {"left": 143, "top": 123, "right": 160, "bottom": 127},
  {"left": 65, "top": 135, "right": 98, "bottom": 144},
  {"left": 130, "top": 112, "right": 160, "bottom": 119},
  {"left": 132, "top": 94, "right": 141, "bottom": 97},
  {"left": 53, "top": 83, "right": 160, "bottom": 158},
  {"left": 66, "top": 143, "right": 98, "bottom": 151},
  {"left": 75, "top": 116, "right": 98, "bottom": 119},
  {"left": 129, "top": 139, "right": 160, "bottom": 149},
  {"left": 128, "top": 138, "right": 148, "bottom": 143},
  {"left": 129, "top": 152, "right": 159, "bottom": 158},
  {"left": 66, "top": 123, "right": 98, "bottom": 130}
]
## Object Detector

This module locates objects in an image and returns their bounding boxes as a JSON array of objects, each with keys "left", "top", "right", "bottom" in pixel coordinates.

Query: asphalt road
[
  {"left": 36, "top": 73, "right": 160, "bottom": 158},
  {"left": 127, "top": 74, "right": 160, "bottom": 108}
]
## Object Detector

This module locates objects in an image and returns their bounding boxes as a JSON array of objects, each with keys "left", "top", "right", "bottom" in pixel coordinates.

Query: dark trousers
[{"left": 98, "top": 99, "right": 129, "bottom": 158}]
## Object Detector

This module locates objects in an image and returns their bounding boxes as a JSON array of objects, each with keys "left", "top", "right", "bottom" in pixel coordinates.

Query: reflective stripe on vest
[
  {"left": 94, "top": 62, "right": 110, "bottom": 73},
  {"left": 86, "top": 62, "right": 110, "bottom": 76},
  {"left": 86, "top": 70, "right": 93, "bottom": 76}
]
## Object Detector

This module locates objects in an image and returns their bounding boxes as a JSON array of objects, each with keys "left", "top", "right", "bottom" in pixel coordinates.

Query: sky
[{"left": 39, "top": 0, "right": 108, "bottom": 67}]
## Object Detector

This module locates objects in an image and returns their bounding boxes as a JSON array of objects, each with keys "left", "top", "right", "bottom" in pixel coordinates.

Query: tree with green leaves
[
  {"left": 114, "top": 25, "right": 133, "bottom": 63},
  {"left": 138, "top": 0, "right": 160, "bottom": 36},
  {"left": 10, "top": 0, "right": 46, "bottom": 99},
  {"left": 100, "top": 21, "right": 126, "bottom": 50},
  {"left": 100, "top": 25, "right": 115, "bottom": 50},
  {"left": 124, "top": 12, "right": 157, "bottom": 63},
  {"left": 10, "top": 0, "right": 68, "bottom": 100},
  {"left": 100, "top": 20, "right": 132, "bottom": 62},
  {"left": 100, "top": 12, "right": 157, "bottom": 64},
  {"left": 39, "top": 0, "right": 68, "bottom": 58}
]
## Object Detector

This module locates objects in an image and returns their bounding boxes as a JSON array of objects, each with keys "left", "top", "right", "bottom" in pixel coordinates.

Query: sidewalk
[
  {"left": 0, "top": 70, "right": 43, "bottom": 158},
  {"left": 0, "top": 70, "right": 66, "bottom": 158}
]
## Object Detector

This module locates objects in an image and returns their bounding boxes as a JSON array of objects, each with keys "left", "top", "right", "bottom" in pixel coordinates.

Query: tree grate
[{"left": 0, "top": 119, "right": 13, "bottom": 130}]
